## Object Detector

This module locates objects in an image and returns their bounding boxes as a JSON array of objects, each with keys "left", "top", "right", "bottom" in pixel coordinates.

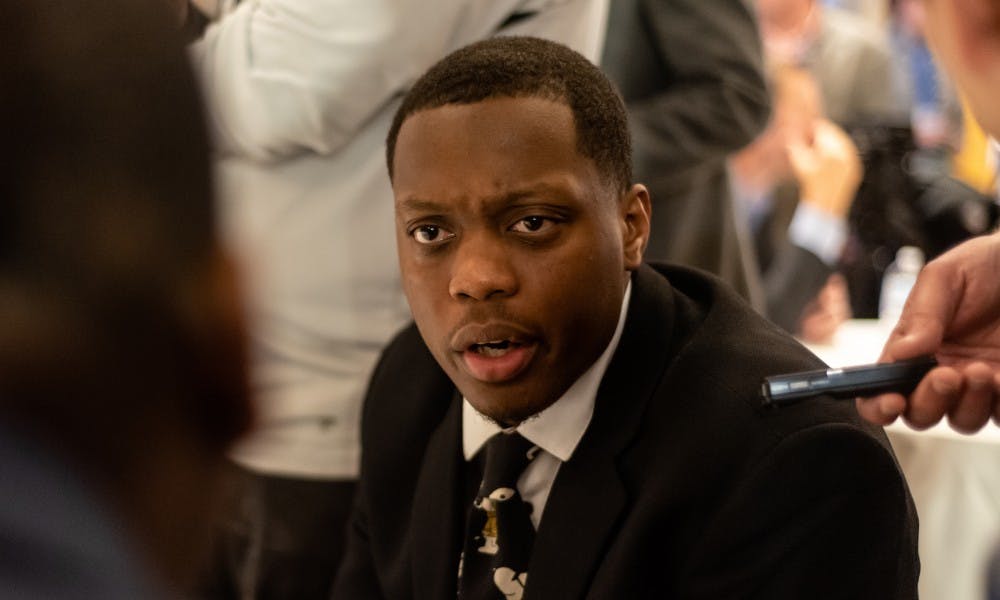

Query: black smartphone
[{"left": 761, "top": 356, "right": 938, "bottom": 408}]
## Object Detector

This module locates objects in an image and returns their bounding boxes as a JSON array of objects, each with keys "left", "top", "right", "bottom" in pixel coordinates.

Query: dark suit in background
[
  {"left": 333, "top": 264, "right": 919, "bottom": 599},
  {"left": 601, "top": 0, "right": 771, "bottom": 308}
]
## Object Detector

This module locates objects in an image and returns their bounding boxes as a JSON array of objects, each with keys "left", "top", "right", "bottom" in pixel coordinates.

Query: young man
[
  {"left": 190, "top": 3, "right": 607, "bottom": 594},
  {"left": 334, "top": 37, "right": 918, "bottom": 598},
  {"left": 857, "top": 0, "right": 1000, "bottom": 433},
  {"left": 0, "top": 1, "right": 253, "bottom": 596}
]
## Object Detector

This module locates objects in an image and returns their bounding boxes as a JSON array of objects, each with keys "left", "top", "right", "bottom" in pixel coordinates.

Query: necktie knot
[{"left": 478, "top": 431, "right": 537, "bottom": 501}]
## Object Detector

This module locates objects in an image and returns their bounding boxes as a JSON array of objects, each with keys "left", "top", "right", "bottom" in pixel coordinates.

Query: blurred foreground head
[
  {"left": 919, "top": 0, "right": 1000, "bottom": 138},
  {"left": 0, "top": 0, "right": 252, "bottom": 589}
]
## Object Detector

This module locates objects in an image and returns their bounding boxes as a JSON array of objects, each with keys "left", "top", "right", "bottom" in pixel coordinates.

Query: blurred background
[{"left": 180, "top": 1, "right": 1000, "bottom": 598}]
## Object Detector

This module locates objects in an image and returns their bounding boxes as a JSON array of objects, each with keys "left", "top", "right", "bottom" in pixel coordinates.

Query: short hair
[{"left": 386, "top": 36, "right": 632, "bottom": 192}]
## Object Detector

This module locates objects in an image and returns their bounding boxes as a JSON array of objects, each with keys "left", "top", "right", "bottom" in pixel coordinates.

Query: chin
[{"left": 466, "top": 385, "right": 558, "bottom": 426}]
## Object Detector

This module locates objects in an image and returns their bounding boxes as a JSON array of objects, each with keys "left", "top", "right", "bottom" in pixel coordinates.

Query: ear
[{"left": 621, "top": 184, "right": 651, "bottom": 271}]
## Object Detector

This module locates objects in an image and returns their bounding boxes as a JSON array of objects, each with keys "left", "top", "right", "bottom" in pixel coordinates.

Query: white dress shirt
[{"left": 462, "top": 282, "right": 631, "bottom": 529}]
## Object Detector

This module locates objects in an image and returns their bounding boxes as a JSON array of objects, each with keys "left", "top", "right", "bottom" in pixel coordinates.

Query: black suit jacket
[{"left": 333, "top": 264, "right": 918, "bottom": 599}]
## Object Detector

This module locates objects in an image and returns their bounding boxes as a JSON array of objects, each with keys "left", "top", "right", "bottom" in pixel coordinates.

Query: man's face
[{"left": 392, "top": 97, "right": 649, "bottom": 425}]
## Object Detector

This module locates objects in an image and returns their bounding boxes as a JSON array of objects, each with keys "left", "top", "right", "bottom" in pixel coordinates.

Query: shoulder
[
  {"left": 361, "top": 321, "right": 455, "bottom": 451},
  {"left": 623, "top": 268, "right": 909, "bottom": 551},
  {"left": 649, "top": 262, "right": 822, "bottom": 378},
  {"left": 367, "top": 322, "right": 439, "bottom": 392},
  {"left": 640, "top": 263, "right": 892, "bottom": 458}
]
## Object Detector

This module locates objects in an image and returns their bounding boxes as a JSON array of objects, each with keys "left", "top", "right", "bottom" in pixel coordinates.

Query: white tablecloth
[{"left": 806, "top": 320, "right": 1000, "bottom": 600}]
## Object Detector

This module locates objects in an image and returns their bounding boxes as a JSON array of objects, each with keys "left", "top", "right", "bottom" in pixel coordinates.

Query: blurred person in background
[
  {"left": 601, "top": 0, "right": 771, "bottom": 308},
  {"left": 856, "top": 0, "right": 1000, "bottom": 434},
  {"left": 755, "top": 0, "right": 905, "bottom": 320},
  {"left": 891, "top": 0, "right": 998, "bottom": 208},
  {"left": 188, "top": 1, "right": 609, "bottom": 597},
  {"left": 0, "top": 0, "right": 253, "bottom": 596},
  {"left": 756, "top": 0, "right": 997, "bottom": 319},
  {"left": 886, "top": 0, "right": 996, "bottom": 257},
  {"left": 840, "top": 0, "right": 996, "bottom": 319},
  {"left": 730, "top": 66, "right": 860, "bottom": 342},
  {"left": 756, "top": 0, "right": 901, "bottom": 127}
]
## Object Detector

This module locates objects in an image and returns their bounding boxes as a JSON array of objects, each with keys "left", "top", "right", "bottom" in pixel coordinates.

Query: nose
[{"left": 448, "top": 233, "right": 518, "bottom": 301}]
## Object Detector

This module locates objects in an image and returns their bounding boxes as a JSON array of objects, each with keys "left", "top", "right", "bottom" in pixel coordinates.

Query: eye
[
  {"left": 510, "top": 216, "right": 554, "bottom": 234},
  {"left": 410, "top": 224, "right": 454, "bottom": 245}
]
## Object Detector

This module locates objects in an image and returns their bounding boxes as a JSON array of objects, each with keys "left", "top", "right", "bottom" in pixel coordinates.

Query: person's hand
[
  {"left": 787, "top": 118, "right": 862, "bottom": 219},
  {"left": 799, "top": 273, "right": 851, "bottom": 344},
  {"left": 856, "top": 232, "right": 1000, "bottom": 432}
]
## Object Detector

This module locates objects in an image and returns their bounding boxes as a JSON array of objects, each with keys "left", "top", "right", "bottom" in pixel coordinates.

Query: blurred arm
[
  {"left": 762, "top": 119, "right": 860, "bottom": 336},
  {"left": 191, "top": 0, "right": 608, "bottom": 161},
  {"left": 192, "top": 1, "right": 456, "bottom": 160}
]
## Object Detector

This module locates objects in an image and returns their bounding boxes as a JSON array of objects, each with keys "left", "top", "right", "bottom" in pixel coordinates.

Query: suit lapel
[
  {"left": 526, "top": 265, "right": 680, "bottom": 599},
  {"left": 410, "top": 392, "right": 464, "bottom": 600}
]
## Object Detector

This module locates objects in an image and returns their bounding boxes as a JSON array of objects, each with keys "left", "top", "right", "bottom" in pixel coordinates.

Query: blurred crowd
[{"left": 746, "top": 0, "right": 998, "bottom": 338}]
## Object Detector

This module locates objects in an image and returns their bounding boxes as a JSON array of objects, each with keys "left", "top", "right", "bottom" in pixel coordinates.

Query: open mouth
[
  {"left": 469, "top": 340, "right": 523, "bottom": 357},
  {"left": 461, "top": 339, "right": 537, "bottom": 383},
  {"left": 451, "top": 321, "right": 540, "bottom": 384}
]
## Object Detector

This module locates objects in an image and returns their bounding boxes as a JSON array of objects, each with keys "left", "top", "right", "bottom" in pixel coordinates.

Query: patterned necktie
[{"left": 458, "top": 431, "right": 539, "bottom": 600}]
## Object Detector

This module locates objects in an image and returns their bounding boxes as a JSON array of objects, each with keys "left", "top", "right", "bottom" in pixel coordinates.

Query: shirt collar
[{"left": 463, "top": 280, "right": 632, "bottom": 463}]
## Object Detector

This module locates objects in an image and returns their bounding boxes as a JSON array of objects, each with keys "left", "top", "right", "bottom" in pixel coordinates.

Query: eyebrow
[
  {"left": 398, "top": 182, "right": 575, "bottom": 214},
  {"left": 397, "top": 197, "right": 449, "bottom": 213}
]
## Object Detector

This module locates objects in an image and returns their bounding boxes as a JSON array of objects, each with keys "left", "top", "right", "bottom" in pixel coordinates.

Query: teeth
[
  {"left": 478, "top": 345, "right": 509, "bottom": 357},
  {"left": 472, "top": 340, "right": 516, "bottom": 357},
  {"left": 476, "top": 344, "right": 510, "bottom": 358}
]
